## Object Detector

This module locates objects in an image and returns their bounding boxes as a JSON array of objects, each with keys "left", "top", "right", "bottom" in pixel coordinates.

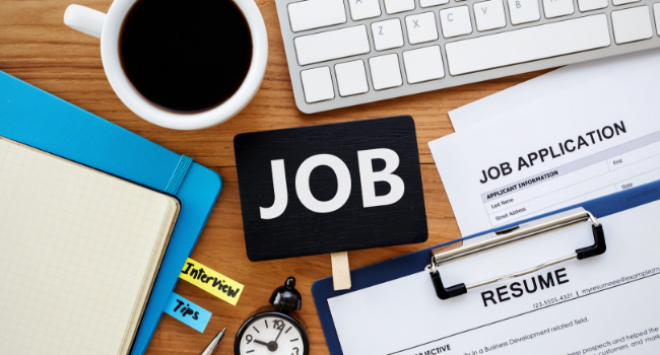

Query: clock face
[{"left": 235, "top": 312, "right": 308, "bottom": 355}]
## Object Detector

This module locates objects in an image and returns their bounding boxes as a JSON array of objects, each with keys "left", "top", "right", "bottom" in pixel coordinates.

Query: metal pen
[{"left": 201, "top": 328, "right": 226, "bottom": 355}]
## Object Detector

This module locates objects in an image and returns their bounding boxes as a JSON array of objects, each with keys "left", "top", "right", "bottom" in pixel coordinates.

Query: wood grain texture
[
  {"left": 330, "top": 252, "right": 351, "bottom": 291},
  {"left": 0, "top": 0, "right": 554, "bottom": 353}
]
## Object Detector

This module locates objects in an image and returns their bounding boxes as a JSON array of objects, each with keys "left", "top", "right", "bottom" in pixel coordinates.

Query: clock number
[
  {"left": 246, "top": 334, "right": 253, "bottom": 344},
  {"left": 292, "top": 347, "right": 300, "bottom": 355},
  {"left": 274, "top": 319, "right": 285, "bottom": 330}
]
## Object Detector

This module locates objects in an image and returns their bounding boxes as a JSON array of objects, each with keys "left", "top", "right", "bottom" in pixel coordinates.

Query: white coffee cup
[{"left": 64, "top": 1, "right": 268, "bottom": 130}]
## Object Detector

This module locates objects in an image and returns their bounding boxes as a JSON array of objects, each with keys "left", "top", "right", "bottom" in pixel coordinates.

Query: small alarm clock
[{"left": 234, "top": 277, "right": 309, "bottom": 355}]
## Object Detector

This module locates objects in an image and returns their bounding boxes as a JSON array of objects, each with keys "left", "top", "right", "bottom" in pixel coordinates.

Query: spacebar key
[
  {"left": 446, "top": 14, "right": 611, "bottom": 76},
  {"left": 294, "top": 25, "right": 370, "bottom": 66}
]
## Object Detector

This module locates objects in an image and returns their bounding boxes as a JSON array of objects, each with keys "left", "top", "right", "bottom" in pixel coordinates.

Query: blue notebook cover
[
  {"left": 0, "top": 71, "right": 222, "bottom": 355},
  {"left": 312, "top": 181, "right": 660, "bottom": 354}
]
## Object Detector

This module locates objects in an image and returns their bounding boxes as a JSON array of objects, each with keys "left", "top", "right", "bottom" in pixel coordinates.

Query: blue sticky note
[{"left": 164, "top": 292, "right": 212, "bottom": 333}]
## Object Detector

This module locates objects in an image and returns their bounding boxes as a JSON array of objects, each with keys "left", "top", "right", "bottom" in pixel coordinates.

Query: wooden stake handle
[{"left": 331, "top": 251, "right": 351, "bottom": 290}]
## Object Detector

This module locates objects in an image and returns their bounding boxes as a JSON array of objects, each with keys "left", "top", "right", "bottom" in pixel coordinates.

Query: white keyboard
[{"left": 275, "top": 0, "right": 660, "bottom": 113}]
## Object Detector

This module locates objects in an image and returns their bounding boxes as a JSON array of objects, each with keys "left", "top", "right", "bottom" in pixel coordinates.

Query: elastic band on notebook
[{"left": 165, "top": 155, "right": 194, "bottom": 194}]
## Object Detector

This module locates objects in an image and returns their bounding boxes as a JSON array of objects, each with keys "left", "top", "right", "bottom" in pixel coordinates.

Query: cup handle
[{"left": 64, "top": 4, "right": 107, "bottom": 39}]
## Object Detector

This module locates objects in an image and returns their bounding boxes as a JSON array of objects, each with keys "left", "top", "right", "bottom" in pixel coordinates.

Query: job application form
[
  {"left": 429, "top": 61, "right": 660, "bottom": 237},
  {"left": 328, "top": 201, "right": 660, "bottom": 355}
]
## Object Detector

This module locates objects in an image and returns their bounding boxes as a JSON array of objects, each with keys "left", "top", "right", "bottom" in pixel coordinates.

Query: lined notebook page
[{"left": 0, "top": 138, "right": 179, "bottom": 355}]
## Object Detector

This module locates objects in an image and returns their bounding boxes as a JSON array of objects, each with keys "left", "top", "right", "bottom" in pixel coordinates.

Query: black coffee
[{"left": 119, "top": 0, "right": 253, "bottom": 113}]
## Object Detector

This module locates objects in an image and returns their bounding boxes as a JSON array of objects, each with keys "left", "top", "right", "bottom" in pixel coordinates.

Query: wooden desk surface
[{"left": 0, "top": 0, "right": 551, "bottom": 353}]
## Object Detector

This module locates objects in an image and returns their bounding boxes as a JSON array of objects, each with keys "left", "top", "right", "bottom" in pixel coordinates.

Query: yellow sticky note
[{"left": 179, "top": 258, "right": 244, "bottom": 306}]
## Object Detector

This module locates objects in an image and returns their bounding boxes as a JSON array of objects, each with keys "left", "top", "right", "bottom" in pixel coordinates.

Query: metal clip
[{"left": 427, "top": 208, "right": 606, "bottom": 300}]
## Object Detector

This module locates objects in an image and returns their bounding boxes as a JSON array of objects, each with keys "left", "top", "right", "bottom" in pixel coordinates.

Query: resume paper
[{"left": 328, "top": 201, "right": 660, "bottom": 355}]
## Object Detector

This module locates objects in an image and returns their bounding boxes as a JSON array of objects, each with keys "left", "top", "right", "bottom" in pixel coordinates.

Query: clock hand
[
  {"left": 255, "top": 338, "right": 280, "bottom": 352},
  {"left": 274, "top": 325, "right": 285, "bottom": 342}
]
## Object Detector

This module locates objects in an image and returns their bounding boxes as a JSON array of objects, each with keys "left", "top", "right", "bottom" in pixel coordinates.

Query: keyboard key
[
  {"left": 508, "top": 0, "right": 541, "bottom": 24},
  {"left": 384, "top": 0, "right": 415, "bottom": 14},
  {"left": 655, "top": 4, "right": 660, "bottom": 35},
  {"left": 577, "top": 0, "right": 608, "bottom": 12},
  {"left": 335, "top": 60, "right": 369, "bottom": 96},
  {"left": 446, "top": 14, "right": 610, "bottom": 75},
  {"left": 403, "top": 46, "right": 445, "bottom": 84},
  {"left": 440, "top": 6, "right": 473, "bottom": 38},
  {"left": 613, "top": 0, "right": 640, "bottom": 6},
  {"left": 421, "top": 0, "right": 450, "bottom": 7},
  {"left": 611, "top": 6, "right": 653, "bottom": 44},
  {"left": 301, "top": 67, "right": 335, "bottom": 103},
  {"left": 294, "top": 25, "right": 370, "bottom": 66},
  {"left": 348, "top": 0, "right": 382, "bottom": 21},
  {"left": 369, "top": 54, "right": 403, "bottom": 90},
  {"left": 542, "top": 0, "right": 574, "bottom": 18},
  {"left": 288, "top": 0, "right": 346, "bottom": 32},
  {"left": 474, "top": 0, "right": 506, "bottom": 31},
  {"left": 372, "top": 19, "right": 404, "bottom": 51},
  {"left": 405, "top": 12, "right": 439, "bottom": 44}
]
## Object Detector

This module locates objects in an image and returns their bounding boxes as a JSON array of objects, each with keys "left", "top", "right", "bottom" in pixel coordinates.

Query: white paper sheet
[
  {"left": 449, "top": 48, "right": 660, "bottom": 132},
  {"left": 429, "top": 61, "right": 660, "bottom": 237},
  {"left": 329, "top": 201, "right": 660, "bottom": 355}
]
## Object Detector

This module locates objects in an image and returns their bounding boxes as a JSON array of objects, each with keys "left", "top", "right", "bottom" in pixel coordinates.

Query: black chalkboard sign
[{"left": 234, "top": 116, "right": 428, "bottom": 261}]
